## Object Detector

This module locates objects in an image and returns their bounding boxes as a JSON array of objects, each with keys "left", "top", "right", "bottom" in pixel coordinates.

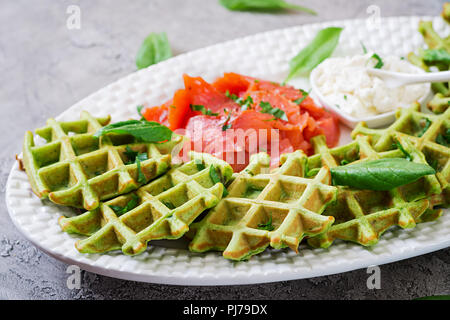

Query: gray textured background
[{"left": 1, "top": 0, "right": 449, "bottom": 300}]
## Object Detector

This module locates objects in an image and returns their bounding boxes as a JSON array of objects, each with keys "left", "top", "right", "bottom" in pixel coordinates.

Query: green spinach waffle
[
  {"left": 58, "top": 151, "right": 233, "bottom": 255},
  {"left": 22, "top": 111, "right": 183, "bottom": 210},
  {"left": 188, "top": 151, "right": 338, "bottom": 261},
  {"left": 306, "top": 134, "right": 435, "bottom": 249},
  {"left": 352, "top": 103, "right": 449, "bottom": 207}
]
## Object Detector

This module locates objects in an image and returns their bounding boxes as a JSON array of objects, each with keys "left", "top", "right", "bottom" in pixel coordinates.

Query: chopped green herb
[
  {"left": 393, "top": 141, "right": 412, "bottom": 161},
  {"left": 222, "top": 114, "right": 232, "bottom": 131},
  {"left": 109, "top": 194, "right": 140, "bottom": 216},
  {"left": 162, "top": 200, "right": 176, "bottom": 209},
  {"left": 190, "top": 104, "right": 219, "bottom": 116},
  {"left": 219, "top": 0, "right": 317, "bottom": 15},
  {"left": 417, "top": 118, "right": 431, "bottom": 137},
  {"left": 195, "top": 159, "right": 206, "bottom": 171},
  {"left": 137, "top": 105, "right": 145, "bottom": 120},
  {"left": 360, "top": 41, "right": 368, "bottom": 54},
  {"left": 293, "top": 89, "right": 310, "bottom": 104},
  {"left": 340, "top": 159, "right": 349, "bottom": 165},
  {"left": 260, "top": 101, "right": 288, "bottom": 121},
  {"left": 209, "top": 165, "right": 222, "bottom": 185},
  {"left": 343, "top": 95, "right": 347, "bottom": 100},
  {"left": 370, "top": 53, "right": 384, "bottom": 69},
  {"left": 124, "top": 146, "right": 139, "bottom": 164},
  {"left": 136, "top": 156, "right": 146, "bottom": 183},
  {"left": 436, "top": 132, "right": 450, "bottom": 146},
  {"left": 257, "top": 215, "right": 275, "bottom": 231}
]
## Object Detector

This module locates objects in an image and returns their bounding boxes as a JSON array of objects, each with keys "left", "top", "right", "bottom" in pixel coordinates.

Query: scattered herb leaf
[
  {"left": 293, "top": 89, "right": 310, "bottom": 104},
  {"left": 219, "top": 0, "right": 317, "bottom": 15},
  {"left": 136, "top": 32, "right": 172, "bottom": 70},
  {"left": 195, "top": 159, "right": 206, "bottom": 171},
  {"left": 109, "top": 194, "right": 140, "bottom": 216},
  {"left": 285, "top": 27, "right": 343, "bottom": 82},
  {"left": 257, "top": 214, "right": 275, "bottom": 231},
  {"left": 162, "top": 200, "right": 176, "bottom": 210},
  {"left": 417, "top": 118, "right": 431, "bottom": 137},
  {"left": 136, "top": 156, "right": 146, "bottom": 183},
  {"left": 393, "top": 141, "right": 412, "bottom": 161}
]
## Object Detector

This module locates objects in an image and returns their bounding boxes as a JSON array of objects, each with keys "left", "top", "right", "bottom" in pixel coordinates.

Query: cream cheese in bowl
[{"left": 310, "top": 53, "right": 431, "bottom": 128}]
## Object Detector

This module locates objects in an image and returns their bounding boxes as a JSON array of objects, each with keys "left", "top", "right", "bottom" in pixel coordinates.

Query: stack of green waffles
[{"left": 21, "top": 105, "right": 449, "bottom": 261}]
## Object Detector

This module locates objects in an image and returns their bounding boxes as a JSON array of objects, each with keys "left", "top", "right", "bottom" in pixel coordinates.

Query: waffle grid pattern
[
  {"left": 22, "top": 111, "right": 180, "bottom": 210},
  {"left": 58, "top": 152, "right": 233, "bottom": 256},
  {"left": 189, "top": 151, "right": 337, "bottom": 260}
]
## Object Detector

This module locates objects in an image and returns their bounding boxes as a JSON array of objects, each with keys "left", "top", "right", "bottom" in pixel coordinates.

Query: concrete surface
[{"left": 0, "top": 0, "right": 449, "bottom": 300}]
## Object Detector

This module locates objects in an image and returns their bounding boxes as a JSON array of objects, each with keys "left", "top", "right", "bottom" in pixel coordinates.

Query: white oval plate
[{"left": 6, "top": 16, "right": 450, "bottom": 286}]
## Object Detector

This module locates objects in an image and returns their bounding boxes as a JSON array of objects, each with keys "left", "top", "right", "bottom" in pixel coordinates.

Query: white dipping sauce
[{"left": 313, "top": 53, "right": 429, "bottom": 118}]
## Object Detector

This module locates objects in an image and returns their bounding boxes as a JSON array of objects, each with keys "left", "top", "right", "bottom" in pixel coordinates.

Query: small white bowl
[{"left": 310, "top": 66, "right": 432, "bottom": 128}]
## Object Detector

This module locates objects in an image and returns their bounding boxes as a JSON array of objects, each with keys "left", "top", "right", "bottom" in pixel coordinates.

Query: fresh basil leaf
[
  {"left": 219, "top": 0, "right": 316, "bottom": 15},
  {"left": 330, "top": 158, "right": 435, "bottom": 190},
  {"left": 370, "top": 53, "right": 384, "bottom": 69},
  {"left": 109, "top": 194, "right": 140, "bottom": 216},
  {"left": 422, "top": 48, "right": 450, "bottom": 65},
  {"left": 190, "top": 104, "right": 219, "bottom": 116},
  {"left": 285, "top": 27, "right": 343, "bottom": 82},
  {"left": 94, "top": 120, "right": 172, "bottom": 143},
  {"left": 136, "top": 32, "right": 172, "bottom": 70},
  {"left": 260, "top": 101, "right": 288, "bottom": 121},
  {"left": 257, "top": 214, "right": 275, "bottom": 231}
]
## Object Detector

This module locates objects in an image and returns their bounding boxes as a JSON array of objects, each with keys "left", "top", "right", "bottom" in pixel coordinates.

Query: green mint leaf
[
  {"left": 219, "top": 0, "right": 316, "bottom": 15},
  {"left": 136, "top": 32, "right": 172, "bottom": 69},
  {"left": 94, "top": 120, "right": 172, "bottom": 143},
  {"left": 285, "top": 27, "right": 343, "bottom": 82},
  {"left": 260, "top": 101, "right": 288, "bottom": 121},
  {"left": 330, "top": 158, "right": 435, "bottom": 190}
]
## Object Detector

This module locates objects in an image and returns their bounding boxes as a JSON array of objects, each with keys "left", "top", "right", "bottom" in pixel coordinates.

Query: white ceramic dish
[
  {"left": 5, "top": 16, "right": 450, "bottom": 286},
  {"left": 310, "top": 65, "right": 432, "bottom": 128}
]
